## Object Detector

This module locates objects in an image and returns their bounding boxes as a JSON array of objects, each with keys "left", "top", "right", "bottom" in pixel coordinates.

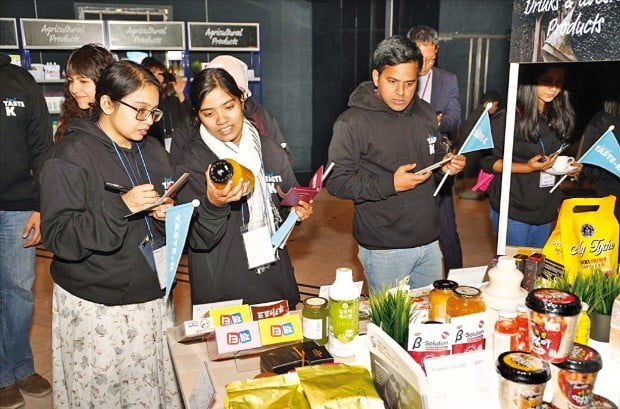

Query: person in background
[
  {"left": 480, "top": 64, "right": 582, "bottom": 248},
  {"left": 407, "top": 25, "right": 463, "bottom": 272},
  {"left": 40, "top": 61, "right": 181, "bottom": 408},
  {"left": 141, "top": 56, "right": 192, "bottom": 157},
  {"left": 0, "top": 52, "right": 53, "bottom": 409},
  {"left": 55, "top": 44, "right": 116, "bottom": 141},
  {"left": 325, "top": 35, "right": 465, "bottom": 293},
  {"left": 176, "top": 68, "right": 313, "bottom": 307},
  {"left": 581, "top": 93, "right": 620, "bottom": 221},
  {"left": 205, "top": 55, "right": 294, "bottom": 165}
]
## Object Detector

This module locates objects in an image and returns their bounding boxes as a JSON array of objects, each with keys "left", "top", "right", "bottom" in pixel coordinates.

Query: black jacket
[
  {"left": 0, "top": 53, "right": 52, "bottom": 211},
  {"left": 41, "top": 119, "right": 173, "bottom": 305},
  {"left": 175, "top": 131, "right": 300, "bottom": 307},
  {"left": 480, "top": 116, "right": 565, "bottom": 225},
  {"left": 326, "top": 81, "right": 447, "bottom": 250}
]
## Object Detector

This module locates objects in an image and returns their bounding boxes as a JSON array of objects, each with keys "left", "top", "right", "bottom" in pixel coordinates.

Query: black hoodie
[
  {"left": 0, "top": 53, "right": 52, "bottom": 211},
  {"left": 326, "top": 81, "right": 447, "bottom": 250},
  {"left": 40, "top": 118, "right": 173, "bottom": 305}
]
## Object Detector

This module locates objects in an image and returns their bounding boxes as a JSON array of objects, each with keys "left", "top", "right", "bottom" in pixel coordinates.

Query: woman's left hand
[
  {"left": 293, "top": 200, "right": 314, "bottom": 222},
  {"left": 149, "top": 197, "right": 174, "bottom": 221},
  {"left": 567, "top": 161, "right": 583, "bottom": 177}
]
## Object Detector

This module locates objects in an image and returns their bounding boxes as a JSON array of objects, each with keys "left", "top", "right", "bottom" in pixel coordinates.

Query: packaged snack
[
  {"left": 496, "top": 351, "right": 551, "bottom": 409},
  {"left": 551, "top": 343, "right": 602, "bottom": 409}
]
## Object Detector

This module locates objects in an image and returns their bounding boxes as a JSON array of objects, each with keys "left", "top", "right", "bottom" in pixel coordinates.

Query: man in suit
[{"left": 408, "top": 25, "right": 463, "bottom": 272}]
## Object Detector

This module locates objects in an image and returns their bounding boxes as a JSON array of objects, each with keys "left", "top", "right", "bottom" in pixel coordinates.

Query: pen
[{"left": 104, "top": 182, "right": 131, "bottom": 193}]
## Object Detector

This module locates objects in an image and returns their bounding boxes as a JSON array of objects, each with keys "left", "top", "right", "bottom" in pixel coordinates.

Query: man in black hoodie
[
  {"left": 326, "top": 36, "right": 465, "bottom": 292},
  {"left": 0, "top": 53, "right": 52, "bottom": 408}
]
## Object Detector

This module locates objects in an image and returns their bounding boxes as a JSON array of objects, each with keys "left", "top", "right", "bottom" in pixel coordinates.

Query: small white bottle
[
  {"left": 327, "top": 267, "right": 359, "bottom": 357},
  {"left": 610, "top": 294, "right": 620, "bottom": 362}
]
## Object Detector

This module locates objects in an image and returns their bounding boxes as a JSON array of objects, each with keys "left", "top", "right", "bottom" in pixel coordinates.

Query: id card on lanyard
[
  {"left": 239, "top": 202, "right": 276, "bottom": 270},
  {"left": 536, "top": 134, "right": 556, "bottom": 188}
]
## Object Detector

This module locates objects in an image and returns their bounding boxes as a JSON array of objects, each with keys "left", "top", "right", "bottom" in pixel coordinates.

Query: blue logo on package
[{"left": 239, "top": 329, "right": 252, "bottom": 343}]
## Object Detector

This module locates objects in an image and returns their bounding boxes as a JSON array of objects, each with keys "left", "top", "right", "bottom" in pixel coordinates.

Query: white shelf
[{"left": 36, "top": 79, "right": 64, "bottom": 83}]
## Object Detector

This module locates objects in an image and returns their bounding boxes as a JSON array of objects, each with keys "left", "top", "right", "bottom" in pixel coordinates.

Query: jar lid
[
  {"left": 496, "top": 351, "right": 551, "bottom": 385},
  {"left": 209, "top": 160, "right": 233, "bottom": 183},
  {"left": 454, "top": 286, "right": 481, "bottom": 298},
  {"left": 433, "top": 279, "right": 458, "bottom": 290},
  {"left": 303, "top": 297, "right": 328, "bottom": 309},
  {"left": 525, "top": 288, "right": 581, "bottom": 316},
  {"left": 498, "top": 310, "right": 517, "bottom": 319},
  {"left": 553, "top": 343, "right": 602, "bottom": 373}
]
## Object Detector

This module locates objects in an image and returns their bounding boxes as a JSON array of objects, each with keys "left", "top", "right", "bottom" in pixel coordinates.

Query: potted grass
[
  {"left": 538, "top": 270, "right": 620, "bottom": 342},
  {"left": 368, "top": 286, "right": 415, "bottom": 347}
]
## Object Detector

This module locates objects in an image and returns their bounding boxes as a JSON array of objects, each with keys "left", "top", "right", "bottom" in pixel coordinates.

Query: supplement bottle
[
  {"left": 327, "top": 267, "right": 359, "bottom": 357},
  {"left": 573, "top": 302, "right": 590, "bottom": 345},
  {"left": 515, "top": 304, "right": 530, "bottom": 352},
  {"left": 302, "top": 297, "right": 329, "bottom": 345},
  {"left": 494, "top": 310, "right": 518, "bottom": 360},
  {"left": 429, "top": 279, "right": 458, "bottom": 323}
]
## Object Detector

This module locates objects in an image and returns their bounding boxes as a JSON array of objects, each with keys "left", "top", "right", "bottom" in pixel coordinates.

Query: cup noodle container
[
  {"left": 496, "top": 351, "right": 551, "bottom": 409},
  {"left": 525, "top": 289, "right": 581, "bottom": 363},
  {"left": 551, "top": 343, "right": 603, "bottom": 409}
]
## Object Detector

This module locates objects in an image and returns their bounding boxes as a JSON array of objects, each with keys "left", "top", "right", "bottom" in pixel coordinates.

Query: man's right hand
[{"left": 393, "top": 164, "right": 432, "bottom": 192}]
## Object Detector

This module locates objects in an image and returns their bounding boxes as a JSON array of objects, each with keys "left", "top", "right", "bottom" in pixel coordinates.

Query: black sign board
[
  {"left": 188, "top": 22, "right": 259, "bottom": 51},
  {"left": 510, "top": 0, "right": 620, "bottom": 63},
  {"left": 108, "top": 21, "right": 185, "bottom": 50},
  {"left": 20, "top": 18, "right": 104, "bottom": 50},
  {"left": 0, "top": 18, "right": 18, "bottom": 49}
]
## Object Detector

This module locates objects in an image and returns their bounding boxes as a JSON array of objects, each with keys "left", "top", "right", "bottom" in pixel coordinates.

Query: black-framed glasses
[{"left": 114, "top": 99, "right": 163, "bottom": 122}]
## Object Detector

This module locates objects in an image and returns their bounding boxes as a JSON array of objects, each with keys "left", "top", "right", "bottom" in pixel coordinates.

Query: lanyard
[
  {"left": 109, "top": 138, "right": 156, "bottom": 239},
  {"left": 535, "top": 131, "right": 546, "bottom": 156},
  {"left": 419, "top": 69, "right": 432, "bottom": 101}
]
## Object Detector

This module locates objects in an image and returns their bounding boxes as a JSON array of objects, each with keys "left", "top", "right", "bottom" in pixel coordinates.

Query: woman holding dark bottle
[
  {"left": 40, "top": 61, "right": 181, "bottom": 408},
  {"left": 481, "top": 64, "right": 582, "bottom": 247},
  {"left": 176, "top": 68, "right": 313, "bottom": 308}
]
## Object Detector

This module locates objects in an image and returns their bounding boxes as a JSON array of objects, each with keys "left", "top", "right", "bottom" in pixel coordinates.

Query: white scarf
[{"left": 200, "top": 119, "right": 276, "bottom": 235}]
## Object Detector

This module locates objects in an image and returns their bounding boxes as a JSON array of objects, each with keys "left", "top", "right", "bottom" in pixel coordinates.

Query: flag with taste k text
[
  {"left": 579, "top": 127, "right": 620, "bottom": 178},
  {"left": 164, "top": 200, "right": 199, "bottom": 298},
  {"left": 458, "top": 110, "right": 494, "bottom": 155}
]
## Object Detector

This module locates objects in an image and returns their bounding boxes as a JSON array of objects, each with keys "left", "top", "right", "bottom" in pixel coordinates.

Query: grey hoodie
[{"left": 326, "top": 81, "right": 447, "bottom": 249}]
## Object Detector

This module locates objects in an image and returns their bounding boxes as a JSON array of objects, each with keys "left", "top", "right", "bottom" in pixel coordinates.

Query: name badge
[
  {"left": 539, "top": 172, "right": 555, "bottom": 188},
  {"left": 242, "top": 225, "right": 277, "bottom": 270}
]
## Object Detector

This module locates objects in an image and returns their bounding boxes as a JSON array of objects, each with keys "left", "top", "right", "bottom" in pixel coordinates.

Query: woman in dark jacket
[
  {"left": 41, "top": 61, "right": 181, "bottom": 408},
  {"left": 176, "top": 68, "right": 313, "bottom": 308},
  {"left": 481, "top": 64, "right": 582, "bottom": 247}
]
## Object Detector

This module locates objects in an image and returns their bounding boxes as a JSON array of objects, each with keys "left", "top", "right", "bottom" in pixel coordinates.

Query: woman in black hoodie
[{"left": 40, "top": 61, "right": 181, "bottom": 408}]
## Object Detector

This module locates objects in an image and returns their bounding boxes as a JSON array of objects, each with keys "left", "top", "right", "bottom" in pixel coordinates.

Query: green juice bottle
[{"left": 327, "top": 267, "right": 359, "bottom": 357}]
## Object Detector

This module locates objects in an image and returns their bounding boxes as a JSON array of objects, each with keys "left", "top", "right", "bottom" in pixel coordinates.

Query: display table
[{"left": 167, "top": 329, "right": 620, "bottom": 409}]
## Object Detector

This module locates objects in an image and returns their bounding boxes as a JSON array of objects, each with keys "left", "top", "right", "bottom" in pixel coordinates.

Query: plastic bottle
[
  {"left": 515, "top": 304, "right": 530, "bottom": 352},
  {"left": 327, "top": 267, "right": 359, "bottom": 357},
  {"left": 573, "top": 302, "right": 591, "bottom": 345},
  {"left": 208, "top": 159, "right": 255, "bottom": 192},
  {"left": 610, "top": 294, "right": 620, "bottom": 363},
  {"left": 494, "top": 310, "right": 518, "bottom": 360}
]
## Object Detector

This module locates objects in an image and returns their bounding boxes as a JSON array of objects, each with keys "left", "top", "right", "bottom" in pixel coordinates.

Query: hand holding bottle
[{"left": 205, "top": 164, "right": 251, "bottom": 207}]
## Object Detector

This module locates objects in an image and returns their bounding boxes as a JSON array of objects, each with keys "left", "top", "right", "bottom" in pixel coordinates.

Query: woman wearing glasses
[{"left": 40, "top": 61, "right": 182, "bottom": 408}]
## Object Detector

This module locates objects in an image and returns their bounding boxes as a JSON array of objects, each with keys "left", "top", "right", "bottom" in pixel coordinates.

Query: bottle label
[
  {"left": 302, "top": 317, "right": 324, "bottom": 340},
  {"left": 494, "top": 332, "right": 516, "bottom": 359},
  {"left": 328, "top": 298, "right": 359, "bottom": 355}
]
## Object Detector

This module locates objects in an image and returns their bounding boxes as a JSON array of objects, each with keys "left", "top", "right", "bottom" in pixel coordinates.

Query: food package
[
  {"left": 296, "top": 364, "right": 385, "bottom": 409},
  {"left": 224, "top": 372, "right": 309, "bottom": 409}
]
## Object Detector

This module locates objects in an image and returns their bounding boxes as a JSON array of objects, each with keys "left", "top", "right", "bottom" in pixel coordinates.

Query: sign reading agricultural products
[
  {"left": 510, "top": 0, "right": 620, "bottom": 63},
  {"left": 20, "top": 18, "right": 104, "bottom": 49},
  {"left": 107, "top": 21, "right": 185, "bottom": 50},
  {"left": 188, "top": 22, "right": 259, "bottom": 51},
  {"left": 0, "top": 18, "right": 18, "bottom": 49}
]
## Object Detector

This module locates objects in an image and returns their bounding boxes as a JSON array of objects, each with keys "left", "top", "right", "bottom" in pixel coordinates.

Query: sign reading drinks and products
[
  {"left": 510, "top": 0, "right": 620, "bottom": 63},
  {"left": 107, "top": 21, "right": 185, "bottom": 50},
  {"left": 188, "top": 22, "right": 259, "bottom": 51},
  {"left": 0, "top": 18, "right": 18, "bottom": 49},
  {"left": 20, "top": 18, "right": 104, "bottom": 49}
]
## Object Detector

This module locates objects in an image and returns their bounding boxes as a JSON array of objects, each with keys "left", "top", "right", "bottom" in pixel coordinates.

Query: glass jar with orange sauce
[
  {"left": 429, "top": 279, "right": 458, "bottom": 323},
  {"left": 446, "top": 286, "right": 486, "bottom": 321}
]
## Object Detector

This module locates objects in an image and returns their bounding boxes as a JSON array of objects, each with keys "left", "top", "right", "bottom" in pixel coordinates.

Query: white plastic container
[
  {"left": 480, "top": 256, "right": 527, "bottom": 311},
  {"left": 327, "top": 267, "right": 359, "bottom": 357}
]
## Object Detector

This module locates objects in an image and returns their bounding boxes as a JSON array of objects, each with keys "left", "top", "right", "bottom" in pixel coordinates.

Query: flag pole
[
  {"left": 432, "top": 102, "right": 494, "bottom": 196},
  {"left": 549, "top": 125, "right": 614, "bottom": 193}
]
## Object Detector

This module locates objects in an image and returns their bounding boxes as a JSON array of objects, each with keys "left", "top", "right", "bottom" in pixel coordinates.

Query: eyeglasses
[{"left": 114, "top": 99, "right": 163, "bottom": 122}]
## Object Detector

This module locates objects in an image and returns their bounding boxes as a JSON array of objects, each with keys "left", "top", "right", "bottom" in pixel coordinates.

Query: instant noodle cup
[
  {"left": 590, "top": 394, "right": 618, "bottom": 409},
  {"left": 551, "top": 343, "right": 602, "bottom": 409},
  {"left": 496, "top": 351, "right": 551, "bottom": 409},
  {"left": 525, "top": 289, "right": 581, "bottom": 363}
]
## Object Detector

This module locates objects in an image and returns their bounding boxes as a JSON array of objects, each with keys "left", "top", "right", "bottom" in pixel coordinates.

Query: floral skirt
[{"left": 52, "top": 284, "right": 182, "bottom": 409}]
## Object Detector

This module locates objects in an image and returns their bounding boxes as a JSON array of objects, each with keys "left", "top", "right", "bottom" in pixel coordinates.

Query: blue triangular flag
[
  {"left": 458, "top": 110, "right": 494, "bottom": 154},
  {"left": 164, "top": 200, "right": 198, "bottom": 298},
  {"left": 580, "top": 128, "right": 620, "bottom": 178}
]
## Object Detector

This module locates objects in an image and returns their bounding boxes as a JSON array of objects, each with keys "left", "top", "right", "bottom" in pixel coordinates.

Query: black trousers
[{"left": 438, "top": 192, "right": 463, "bottom": 271}]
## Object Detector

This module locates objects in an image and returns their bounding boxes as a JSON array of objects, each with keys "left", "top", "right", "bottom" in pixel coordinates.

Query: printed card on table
[
  {"left": 258, "top": 314, "right": 303, "bottom": 346},
  {"left": 209, "top": 304, "right": 252, "bottom": 327},
  {"left": 214, "top": 321, "right": 262, "bottom": 354}
]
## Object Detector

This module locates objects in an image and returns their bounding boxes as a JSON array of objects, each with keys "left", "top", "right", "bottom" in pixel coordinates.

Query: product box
[
  {"left": 192, "top": 299, "right": 243, "bottom": 320},
  {"left": 210, "top": 304, "right": 252, "bottom": 327},
  {"left": 407, "top": 323, "right": 455, "bottom": 373},
  {"left": 174, "top": 318, "right": 214, "bottom": 342},
  {"left": 214, "top": 321, "right": 262, "bottom": 354},
  {"left": 258, "top": 314, "right": 303, "bottom": 346},
  {"left": 513, "top": 253, "right": 529, "bottom": 273},
  {"left": 29, "top": 63, "right": 45, "bottom": 80},
  {"left": 259, "top": 340, "right": 333, "bottom": 374},
  {"left": 450, "top": 312, "right": 486, "bottom": 354},
  {"left": 250, "top": 300, "right": 289, "bottom": 321},
  {"left": 523, "top": 253, "right": 545, "bottom": 291},
  {"left": 44, "top": 63, "right": 61, "bottom": 80}
]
